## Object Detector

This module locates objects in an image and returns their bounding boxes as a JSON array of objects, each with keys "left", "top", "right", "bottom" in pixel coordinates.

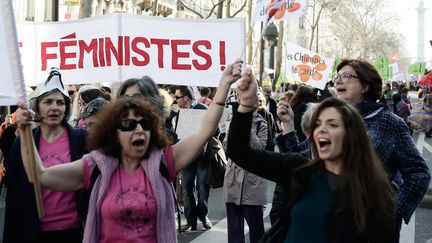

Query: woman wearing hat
[
  {"left": 4, "top": 68, "right": 87, "bottom": 243},
  {"left": 14, "top": 60, "right": 243, "bottom": 242}
]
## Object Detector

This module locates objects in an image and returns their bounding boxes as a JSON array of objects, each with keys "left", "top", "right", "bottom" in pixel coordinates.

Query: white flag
[
  {"left": 284, "top": 42, "right": 334, "bottom": 90},
  {"left": 252, "top": 0, "right": 308, "bottom": 24},
  {"left": 389, "top": 62, "right": 399, "bottom": 75},
  {"left": 0, "top": 0, "right": 27, "bottom": 106}
]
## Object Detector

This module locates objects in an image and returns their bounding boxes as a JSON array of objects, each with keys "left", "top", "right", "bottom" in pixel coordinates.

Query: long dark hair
[
  {"left": 86, "top": 97, "right": 172, "bottom": 159},
  {"left": 309, "top": 98, "right": 395, "bottom": 233}
]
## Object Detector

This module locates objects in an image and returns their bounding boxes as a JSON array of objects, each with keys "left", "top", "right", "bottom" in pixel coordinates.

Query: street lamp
[{"left": 265, "top": 23, "right": 278, "bottom": 70}]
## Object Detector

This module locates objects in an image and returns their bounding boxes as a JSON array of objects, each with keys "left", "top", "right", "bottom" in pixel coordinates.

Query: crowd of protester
[{"left": 0, "top": 58, "right": 430, "bottom": 243}]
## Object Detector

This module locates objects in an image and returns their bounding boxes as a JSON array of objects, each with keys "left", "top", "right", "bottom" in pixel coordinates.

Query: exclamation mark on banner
[{"left": 219, "top": 41, "right": 226, "bottom": 71}]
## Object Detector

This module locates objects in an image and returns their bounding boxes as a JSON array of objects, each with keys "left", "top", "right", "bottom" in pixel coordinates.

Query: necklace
[
  {"left": 45, "top": 127, "right": 64, "bottom": 143},
  {"left": 118, "top": 165, "right": 152, "bottom": 226}
]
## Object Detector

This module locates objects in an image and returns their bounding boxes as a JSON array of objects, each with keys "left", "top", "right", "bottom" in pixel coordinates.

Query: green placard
[
  {"left": 408, "top": 62, "right": 426, "bottom": 75},
  {"left": 372, "top": 56, "right": 391, "bottom": 80}
]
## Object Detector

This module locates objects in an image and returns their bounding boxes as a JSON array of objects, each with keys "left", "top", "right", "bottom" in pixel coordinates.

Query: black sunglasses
[
  {"left": 119, "top": 118, "right": 152, "bottom": 131},
  {"left": 175, "top": 95, "right": 185, "bottom": 100}
]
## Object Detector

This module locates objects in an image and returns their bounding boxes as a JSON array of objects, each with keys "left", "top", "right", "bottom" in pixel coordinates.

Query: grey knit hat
[{"left": 81, "top": 97, "right": 108, "bottom": 119}]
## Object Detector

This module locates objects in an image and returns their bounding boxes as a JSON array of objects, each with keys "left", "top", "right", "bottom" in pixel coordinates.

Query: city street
[
  {"left": 177, "top": 132, "right": 432, "bottom": 243},
  {"left": 0, "top": 132, "right": 430, "bottom": 243}
]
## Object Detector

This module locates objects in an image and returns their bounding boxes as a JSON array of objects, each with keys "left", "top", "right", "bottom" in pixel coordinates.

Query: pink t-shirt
[
  {"left": 39, "top": 129, "right": 80, "bottom": 231},
  {"left": 82, "top": 147, "right": 176, "bottom": 242}
]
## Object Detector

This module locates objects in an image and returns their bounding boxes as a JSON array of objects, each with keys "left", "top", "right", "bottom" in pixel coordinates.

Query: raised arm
[
  {"left": 173, "top": 59, "right": 243, "bottom": 171},
  {"left": 16, "top": 104, "right": 84, "bottom": 191},
  {"left": 226, "top": 69, "right": 308, "bottom": 183}
]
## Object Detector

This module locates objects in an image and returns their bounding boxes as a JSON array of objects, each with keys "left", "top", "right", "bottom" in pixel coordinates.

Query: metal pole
[
  {"left": 259, "top": 22, "right": 264, "bottom": 87},
  {"left": 316, "top": 23, "right": 319, "bottom": 53},
  {"left": 269, "top": 44, "right": 275, "bottom": 69}
]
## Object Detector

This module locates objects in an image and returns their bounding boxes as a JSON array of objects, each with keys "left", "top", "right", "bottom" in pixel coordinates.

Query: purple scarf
[{"left": 82, "top": 149, "right": 177, "bottom": 243}]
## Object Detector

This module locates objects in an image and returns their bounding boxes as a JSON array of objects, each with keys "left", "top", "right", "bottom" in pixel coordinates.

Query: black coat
[
  {"left": 227, "top": 111, "right": 395, "bottom": 243},
  {"left": 292, "top": 93, "right": 317, "bottom": 142},
  {"left": 3, "top": 125, "right": 87, "bottom": 243}
]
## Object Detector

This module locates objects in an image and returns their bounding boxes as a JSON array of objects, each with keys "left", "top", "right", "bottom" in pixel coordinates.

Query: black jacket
[
  {"left": 291, "top": 93, "right": 317, "bottom": 142},
  {"left": 3, "top": 125, "right": 87, "bottom": 243},
  {"left": 227, "top": 111, "right": 395, "bottom": 243}
]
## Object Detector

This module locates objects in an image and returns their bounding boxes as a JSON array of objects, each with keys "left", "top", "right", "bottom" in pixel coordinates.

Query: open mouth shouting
[
  {"left": 131, "top": 138, "right": 145, "bottom": 148},
  {"left": 335, "top": 85, "right": 347, "bottom": 99},
  {"left": 318, "top": 138, "right": 331, "bottom": 152}
]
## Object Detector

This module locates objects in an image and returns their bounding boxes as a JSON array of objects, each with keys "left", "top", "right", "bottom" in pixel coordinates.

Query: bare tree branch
[
  {"left": 178, "top": 0, "right": 226, "bottom": 19},
  {"left": 230, "top": 0, "right": 248, "bottom": 18},
  {"left": 178, "top": 0, "right": 204, "bottom": 18}
]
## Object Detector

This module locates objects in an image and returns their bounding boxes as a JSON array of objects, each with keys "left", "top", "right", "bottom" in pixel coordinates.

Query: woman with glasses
[
  {"left": 14, "top": 59, "right": 243, "bottom": 242},
  {"left": 334, "top": 59, "right": 430, "bottom": 242},
  {"left": 4, "top": 69, "right": 87, "bottom": 243},
  {"left": 227, "top": 69, "right": 396, "bottom": 242}
]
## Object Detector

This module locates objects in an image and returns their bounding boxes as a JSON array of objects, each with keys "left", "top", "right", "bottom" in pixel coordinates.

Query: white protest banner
[
  {"left": 252, "top": 0, "right": 307, "bottom": 24},
  {"left": 389, "top": 62, "right": 399, "bottom": 75},
  {"left": 0, "top": 0, "right": 27, "bottom": 106},
  {"left": 0, "top": 0, "right": 44, "bottom": 219},
  {"left": 175, "top": 109, "right": 207, "bottom": 140},
  {"left": 17, "top": 14, "right": 245, "bottom": 87},
  {"left": 285, "top": 42, "right": 334, "bottom": 90}
]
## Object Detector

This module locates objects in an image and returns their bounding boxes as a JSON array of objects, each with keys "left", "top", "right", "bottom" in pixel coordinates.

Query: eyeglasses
[
  {"left": 119, "top": 118, "right": 152, "bottom": 131},
  {"left": 334, "top": 73, "right": 359, "bottom": 83},
  {"left": 175, "top": 95, "right": 185, "bottom": 100}
]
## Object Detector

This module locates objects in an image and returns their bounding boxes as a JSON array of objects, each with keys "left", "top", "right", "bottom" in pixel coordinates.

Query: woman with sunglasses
[
  {"left": 116, "top": 76, "right": 178, "bottom": 142},
  {"left": 15, "top": 59, "right": 243, "bottom": 242},
  {"left": 228, "top": 69, "right": 396, "bottom": 242},
  {"left": 4, "top": 69, "right": 87, "bottom": 243},
  {"left": 334, "top": 60, "right": 430, "bottom": 242}
]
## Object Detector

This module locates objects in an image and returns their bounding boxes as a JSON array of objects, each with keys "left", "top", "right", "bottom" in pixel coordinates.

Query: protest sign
[
  {"left": 17, "top": 14, "right": 245, "bottom": 87},
  {"left": 252, "top": 0, "right": 307, "bottom": 24},
  {"left": 372, "top": 56, "right": 391, "bottom": 80},
  {"left": 175, "top": 107, "right": 230, "bottom": 139},
  {"left": 408, "top": 62, "right": 426, "bottom": 75},
  {"left": 0, "top": 0, "right": 44, "bottom": 219},
  {"left": 175, "top": 109, "right": 207, "bottom": 140},
  {"left": 284, "top": 42, "right": 334, "bottom": 90},
  {"left": 0, "top": 0, "right": 27, "bottom": 106}
]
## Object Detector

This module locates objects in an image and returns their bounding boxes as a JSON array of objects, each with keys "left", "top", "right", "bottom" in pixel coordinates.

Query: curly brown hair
[{"left": 86, "top": 97, "right": 172, "bottom": 158}]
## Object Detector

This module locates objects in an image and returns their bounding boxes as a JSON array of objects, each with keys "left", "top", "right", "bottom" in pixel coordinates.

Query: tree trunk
[
  {"left": 225, "top": 0, "right": 231, "bottom": 18},
  {"left": 273, "top": 21, "right": 284, "bottom": 91},
  {"left": 246, "top": 0, "right": 253, "bottom": 64},
  {"left": 153, "top": 0, "right": 159, "bottom": 16},
  {"left": 79, "top": 0, "right": 94, "bottom": 18},
  {"left": 217, "top": 2, "right": 223, "bottom": 18},
  {"left": 308, "top": 0, "right": 316, "bottom": 50}
]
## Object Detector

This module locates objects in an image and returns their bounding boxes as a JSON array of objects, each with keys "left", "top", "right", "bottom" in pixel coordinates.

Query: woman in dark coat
[{"left": 227, "top": 69, "right": 396, "bottom": 243}]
